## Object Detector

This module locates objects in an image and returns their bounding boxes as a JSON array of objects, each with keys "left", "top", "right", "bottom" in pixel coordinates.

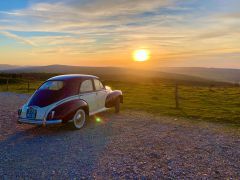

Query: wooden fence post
[
  {"left": 6, "top": 79, "right": 9, "bottom": 91},
  {"left": 175, "top": 83, "right": 179, "bottom": 109},
  {"left": 27, "top": 80, "right": 30, "bottom": 93}
]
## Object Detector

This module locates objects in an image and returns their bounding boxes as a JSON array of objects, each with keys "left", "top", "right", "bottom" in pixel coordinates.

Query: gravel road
[{"left": 0, "top": 92, "right": 239, "bottom": 179}]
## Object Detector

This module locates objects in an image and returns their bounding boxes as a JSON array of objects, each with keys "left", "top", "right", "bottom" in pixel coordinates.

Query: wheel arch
[
  {"left": 105, "top": 90, "right": 123, "bottom": 108},
  {"left": 47, "top": 98, "right": 89, "bottom": 122}
]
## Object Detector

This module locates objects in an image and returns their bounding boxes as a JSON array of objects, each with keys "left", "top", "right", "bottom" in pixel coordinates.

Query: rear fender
[
  {"left": 47, "top": 99, "right": 89, "bottom": 122},
  {"left": 105, "top": 90, "right": 123, "bottom": 108}
]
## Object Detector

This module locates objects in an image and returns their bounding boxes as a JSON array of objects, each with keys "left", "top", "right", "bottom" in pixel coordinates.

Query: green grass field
[
  {"left": 0, "top": 78, "right": 240, "bottom": 125},
  {"left": 107, "top": 81, "right": 240, "bottom": 125}
]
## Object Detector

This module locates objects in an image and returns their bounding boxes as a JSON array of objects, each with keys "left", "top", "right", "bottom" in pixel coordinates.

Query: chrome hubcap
[{"left": 74, "top": 110, "right": 85, "bottom": 129}]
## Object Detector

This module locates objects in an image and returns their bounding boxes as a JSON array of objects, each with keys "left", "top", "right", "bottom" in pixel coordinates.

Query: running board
[{"left": 89, "top": 108, "right": 109, "bottom": 116}]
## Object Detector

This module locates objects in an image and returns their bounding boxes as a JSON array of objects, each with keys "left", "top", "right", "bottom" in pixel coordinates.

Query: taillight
[{"left": 47, "top": 111, "right": 55, "bottom": 120}]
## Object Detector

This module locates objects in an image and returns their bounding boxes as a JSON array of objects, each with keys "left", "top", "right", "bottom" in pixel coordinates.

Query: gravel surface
[{"left": 0, "top": 92, "right": 239, "bottom": 179}]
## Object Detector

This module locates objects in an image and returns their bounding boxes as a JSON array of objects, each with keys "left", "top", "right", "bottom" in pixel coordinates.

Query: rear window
[{"left": 39, "top": 81, "right": 64, "bottom": 91}]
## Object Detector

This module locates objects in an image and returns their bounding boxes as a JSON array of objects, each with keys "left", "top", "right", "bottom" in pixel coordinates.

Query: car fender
[
  {"left": 105, "top": 90, "right": 123, "bottom": 108},
  {"left": 47, "top": 99, "right": 89, "bottom": 122}
]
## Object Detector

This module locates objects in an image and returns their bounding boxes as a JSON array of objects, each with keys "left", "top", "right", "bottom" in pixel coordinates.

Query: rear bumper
[{"left": 18, "top": 118, "right": 62, "bottom": 126}]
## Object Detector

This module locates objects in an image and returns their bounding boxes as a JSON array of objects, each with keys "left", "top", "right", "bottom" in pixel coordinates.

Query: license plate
[{"left": 26, "top": 107, "right": 37, "bottom": 119}]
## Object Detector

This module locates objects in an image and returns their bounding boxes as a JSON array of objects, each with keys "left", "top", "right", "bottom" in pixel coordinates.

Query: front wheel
[
  {"left": 115, "top": 97, "right": 120, "bottom": 113},
  {"left": 72, "top": 109, "right": 86, "bottom": 129}
]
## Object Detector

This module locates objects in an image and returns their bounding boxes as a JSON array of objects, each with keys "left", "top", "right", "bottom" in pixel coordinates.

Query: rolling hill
[
  {"left": 0, "top": 64, "right": 20, "bottom": 71},
  {"left": 0, "top": 64, "right": 238, "bottom": 85},
  {"left": 160, "top": 67, "right": 240, "bottom": 83}
]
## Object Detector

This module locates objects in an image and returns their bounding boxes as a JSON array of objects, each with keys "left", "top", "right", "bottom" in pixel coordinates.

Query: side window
[
  {"left": 94, "top": 79, "right": 104, "bottom": 91},
  {"left": 80, "top": 80, "right": 93, "bottom": 93}
]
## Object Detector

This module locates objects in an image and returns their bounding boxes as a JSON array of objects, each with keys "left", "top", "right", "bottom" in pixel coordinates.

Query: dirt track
[{"left": 0, "top": 92, "right": 239, "bottom": 179}]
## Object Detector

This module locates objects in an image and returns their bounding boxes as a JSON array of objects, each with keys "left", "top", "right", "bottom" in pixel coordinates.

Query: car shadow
[{"left": 0, "top": 111, "right": 116, "bottom": 178}]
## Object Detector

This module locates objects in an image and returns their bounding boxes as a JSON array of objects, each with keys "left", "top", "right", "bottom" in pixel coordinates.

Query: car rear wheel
[
  {"left": 73, "top": 109, "right": 86, "bottom": 129},
  {"left": 115, "top": 97, "right": 120, "bottom": 113}
]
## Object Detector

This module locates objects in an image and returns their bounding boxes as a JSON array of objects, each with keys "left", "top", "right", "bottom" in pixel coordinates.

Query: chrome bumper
[{"left": 18, "top": 118, "right": 62, "bottom": 126}]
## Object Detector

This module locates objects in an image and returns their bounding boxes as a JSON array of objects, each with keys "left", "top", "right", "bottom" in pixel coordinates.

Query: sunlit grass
[
  {"left": 0, "top": 81, "right": 42, "bottom": 94},
  {"left": 107, "top": 81, "right": 240, "bottom": 125}
]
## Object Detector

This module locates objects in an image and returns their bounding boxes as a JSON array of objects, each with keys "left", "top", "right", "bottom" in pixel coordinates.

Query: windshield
[{"left": 39, "top": 81, "right": 64, "bottom": 91}]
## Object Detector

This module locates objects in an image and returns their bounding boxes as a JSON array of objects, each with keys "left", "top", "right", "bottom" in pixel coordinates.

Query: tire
[
  {"left": 115, "top": 97, "right": 120, "bottom": 113},
  {"left": 72, "top": 109, "right": 86, "bottom": 129}
]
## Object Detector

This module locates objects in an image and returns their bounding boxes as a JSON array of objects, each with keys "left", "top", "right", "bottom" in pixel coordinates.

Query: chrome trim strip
[
  {"left": 18, "top": 118, "right": 62, "bottom": 125},
  {"left": 54, "top": 95, "right": 79, "bottom": 106},
  {"left": 42, "top": 95, "right": 80, "bottom": 122}
]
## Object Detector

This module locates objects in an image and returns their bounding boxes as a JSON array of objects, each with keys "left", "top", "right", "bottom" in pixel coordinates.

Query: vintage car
[{"left": 18, "top": 74, "right": 123, "bottom": 129}]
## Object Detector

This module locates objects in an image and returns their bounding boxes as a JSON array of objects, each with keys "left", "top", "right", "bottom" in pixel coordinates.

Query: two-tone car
[{"left": 18, "top": 74, "right": 123, "bottom": 129}]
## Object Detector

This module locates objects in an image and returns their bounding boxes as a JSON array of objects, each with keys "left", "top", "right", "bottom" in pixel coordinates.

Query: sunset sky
[{"left": 0, "top": 0, "right": 239, "bottom": 68}]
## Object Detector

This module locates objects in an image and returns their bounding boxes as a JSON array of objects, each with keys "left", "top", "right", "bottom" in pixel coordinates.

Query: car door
[
  {"left": 93, "top": 79, "right": 108, "bottom": 110},
  {"left": 79, "top": 79, "right": 98, "bottom": 113}
]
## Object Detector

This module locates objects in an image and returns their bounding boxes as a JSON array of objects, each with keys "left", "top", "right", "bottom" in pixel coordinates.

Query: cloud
[
  {"left": 0, "top": 31, "right": 36, "bottom": 46},
  {"left": 220, "top": 12, "right": 240, "bottom": 20},
  {"left": 0, "top": 0, "right": 188, "bottom": 52},
  {"left": 65, "top": 0, "right": 175, "bottom": 15},
  {"left": 0, "top": 0, "right": 179, "bottom": 32},
  {"left": 0, "top": 0, "right": 240, "bottom": 67}
]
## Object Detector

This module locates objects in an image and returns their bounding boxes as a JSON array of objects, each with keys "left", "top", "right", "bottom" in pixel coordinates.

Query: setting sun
[{"left": 133, "top": 49, "right": 150, "bottom": 62}]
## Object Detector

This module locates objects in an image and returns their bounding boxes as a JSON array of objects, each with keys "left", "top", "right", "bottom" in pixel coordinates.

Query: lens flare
[{"left": 96, "top": 117, "right": 101, "bottom": 122}]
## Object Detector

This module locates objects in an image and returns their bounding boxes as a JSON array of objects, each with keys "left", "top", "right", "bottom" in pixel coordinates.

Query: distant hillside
[
  {"left": 3, "top": 65, "right": 239, "bottom": 83},
  {"left": 160, "top": 67, "right": 240, "bottom": 83},
  {"left": 0, "top": 64, "right": 231, "bottom": 86},
  {"left": 0, "top": 64, "right": 20, "bottom": 70},
  {"left": 2, "top": 64, "right": 125, "bottom": 74}
]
